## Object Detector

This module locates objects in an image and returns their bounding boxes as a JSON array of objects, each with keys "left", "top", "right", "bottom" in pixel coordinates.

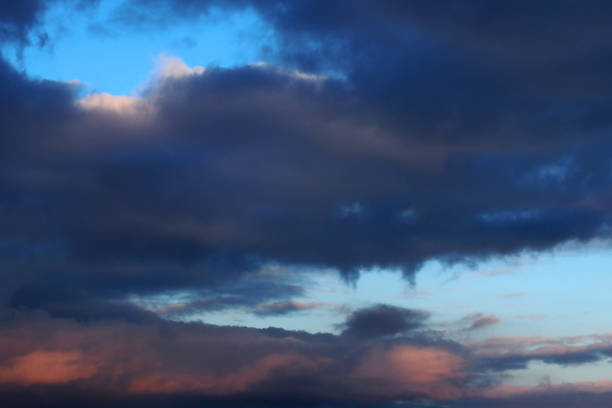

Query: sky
[{"left": 1, "top": 1, "right": 612, "bottom": 407}]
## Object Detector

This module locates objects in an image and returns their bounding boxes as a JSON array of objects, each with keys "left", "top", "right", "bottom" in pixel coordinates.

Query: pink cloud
[
  {"left": 2, "top": 318, "right": 611, "bottom": 404},
  {"left": 353, "top": 345, "right": 468, "bottom": 400},
  {"left": 0, "top": 318, "right": 467, "bottom": 402},
  {"left": 0, "top": 350, "right": 98, "bottom": 385}
]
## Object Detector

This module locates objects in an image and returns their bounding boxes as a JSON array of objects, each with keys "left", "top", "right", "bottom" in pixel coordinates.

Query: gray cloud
[
  {"left": 338, "top": 304, "right": 430, "bottom": 338},
  {"left": 461, "top": 314, "right": 501, "bottom": 332},
  {"left": 253, "top": 301, "right": 327, "bottom": 317}
]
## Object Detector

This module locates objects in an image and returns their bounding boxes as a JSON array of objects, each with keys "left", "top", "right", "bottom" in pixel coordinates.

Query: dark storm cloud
[
  {"left": 339, "top": 304, "right": 429, "bottom": 338},
  {"left": 2, "top": 34, "right": 612, "bottom": 317},
  {"left": 108, "top": 1, "right": 612, "bottom": 96},
  {"left": 94, "top": 0, "right": 612, "bottom": 270},
  {"left": 0, "top": 4, "right": 611, "bottom": 340},
  {"left": 1, "top": 1, "right": 611, "bottom": 301}
]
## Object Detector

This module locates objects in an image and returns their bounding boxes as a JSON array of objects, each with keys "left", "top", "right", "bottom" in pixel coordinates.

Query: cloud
[
  {"left": 339, "top": 304, "right": 430, "bottom": 338},
  {"left": 461, "top": 314, "right": 501, "bottom": 332},
  {"left": 8, "top": 284, "right": 161, "bottom": 322},
  {"left": 4, "top": 2, "right": 612, "bottom": 406},
  {"left": 0, "top": 304, "right": 610, "bottom": 407},
  {"left": 0, "top": 0, "right": 99, "bottom": 46},
  {"left": 35, "top": 2, "right": 612, "bottom": 283},
  {"left": 472, "top": 380, "right": 612, "bottom": 400},
  {"left": 154, "top": 54, "right": 205, "bottom": 80},
  {"left": 1, "top": 50, "right": 612, "bottom": 406},
  {"left": 353, "top": 344, "right": 467, "bottom": 400},
  {"left": 252, "top": 301, "right": 327, "bottom": 317},
  {"left": 0, "top": 312, "right": 468, "bottom": 404},
  {"left": 8, "top": 272, "right": 304, "bottom": 321},
  {"left": 0, "top": 350, "right": 97, "bottom": 385},
  {"left": 2, "top": 34, "right": 612, "bottom": 314},
  {"left": 0, "top": 0, "right": 50, "bottom": 45},
  {"left": 78, "top": 93, "right": 145, "bottom": 115},
  {"left": 470, "top": 333, "right": 612, "bottom": 371},
  {"left": 456, "top": 389, "right": 612, "bottom": 408}
]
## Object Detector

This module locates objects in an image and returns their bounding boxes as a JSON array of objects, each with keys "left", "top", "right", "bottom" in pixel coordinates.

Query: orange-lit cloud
[
  {"left": 353, "top": 345, "right": 468, "bottom": 400},
  {"left": 0, "top": 350, "right": 97, "bottom": 385},
  {"left": 78, "top": 93, "right": 144, "bottom": 115},
  {"left": 0, "top": 318, "right": 466, "bottom": 402}
]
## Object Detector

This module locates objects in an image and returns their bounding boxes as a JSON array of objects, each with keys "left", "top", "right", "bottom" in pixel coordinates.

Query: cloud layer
[
  {"left": 3, "top": 1, "right": 612, "bottom": 407},
  {"left": 0, "top": 309, "right": 468, "bottom": 404}
]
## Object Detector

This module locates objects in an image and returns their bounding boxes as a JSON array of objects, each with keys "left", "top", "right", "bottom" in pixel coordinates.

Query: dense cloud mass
[
  {"left": 1, "top": 307, "right": 612, "bottom": 407},
  {"left": 3, "top": 0, "right": 612, "bottom": 307},
  {"left": 0, "top": 311, "right": 469, "bottom": 403},
  {"left": 3, "top": 0, "right": 612, "bottom": 407}
]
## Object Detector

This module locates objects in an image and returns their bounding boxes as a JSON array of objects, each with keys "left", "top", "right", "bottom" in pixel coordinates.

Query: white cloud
[
  {"left": 249, "top": 61, "right": 327, "bottom": 82},
  {"left": 78, "top": 93, "right": 144, "bottom": 115},
  {"left": 154, "top": 55, "right": 205, "bottom": 80},
  {"left": 75, "top": 56, "right": 325, "bottom": 118}
]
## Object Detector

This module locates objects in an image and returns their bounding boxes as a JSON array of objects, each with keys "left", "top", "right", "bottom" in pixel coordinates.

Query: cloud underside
[{"left": 2, "top": 0, "right": 612, "bottom": 406}]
